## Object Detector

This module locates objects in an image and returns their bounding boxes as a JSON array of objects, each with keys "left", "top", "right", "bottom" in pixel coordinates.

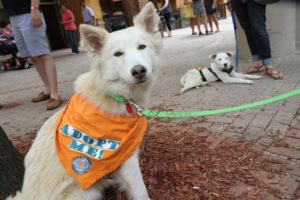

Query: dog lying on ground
[
  {"left": 8, "top": 3, "right": 161, "bottom": 200},
  {"left": 180, "top": 52, "right": 261, "bottom": 94}
]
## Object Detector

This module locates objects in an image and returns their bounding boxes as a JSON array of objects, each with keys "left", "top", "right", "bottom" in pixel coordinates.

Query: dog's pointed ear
[
  {"left": 209, "top": 54, "right": 217, "bottom": 60},
  {"left": 133, "top": 2, "right": 159, "bottom": 34},
  {"left": 80, "top": 24, "right": 108, "bottom": 54},
  {"left": 226, "top": 51, "right": 233, "bottom": 57}
]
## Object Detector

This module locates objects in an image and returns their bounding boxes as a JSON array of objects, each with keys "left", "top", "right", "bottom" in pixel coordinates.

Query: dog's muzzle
[{"left": 131, "top": 65, "right": 147, "bottom": 83}]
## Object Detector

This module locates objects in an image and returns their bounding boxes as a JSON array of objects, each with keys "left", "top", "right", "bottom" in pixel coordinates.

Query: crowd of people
[
  {"left": 158, "top": 0, "right": 220, "bottom": 37},
  {"left": 183, "top": 0, "right": 220, "bottom": 36}
]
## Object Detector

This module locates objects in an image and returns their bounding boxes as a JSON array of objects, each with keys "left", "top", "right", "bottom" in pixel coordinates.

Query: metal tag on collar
[{"left": 128, "top": 99, "right": 145, "bottom": 116}]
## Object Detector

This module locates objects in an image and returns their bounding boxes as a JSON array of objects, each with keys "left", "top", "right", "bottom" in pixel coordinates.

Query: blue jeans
[
  {"left": 231, "top": 0, "right": 272, "bottom": 65},
  {"left": 66, "top": 30, "right": 79, "bottom": 53}
]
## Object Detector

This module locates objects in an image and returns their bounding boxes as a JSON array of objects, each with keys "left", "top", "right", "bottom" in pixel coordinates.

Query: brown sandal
[
  {"left": 265, "top": 67, "right": 283, "bottom": 80},
  {"left": 242, "top": 65, "right": 264, "bottom": 74}
]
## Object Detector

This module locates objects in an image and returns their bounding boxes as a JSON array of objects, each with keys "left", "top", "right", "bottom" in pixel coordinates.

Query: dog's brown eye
[
  {"left": 114, "top": 51, "right": 123, "bottom": 57},
  {"left": 138, "top": 44, "right": 146, "bottom": 50},
  {"left": 219, "top": 58, "right": 222, "bottom": 61}
]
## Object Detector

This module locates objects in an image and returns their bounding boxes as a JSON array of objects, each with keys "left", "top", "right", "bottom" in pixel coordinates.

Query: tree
[{"left": 0, "top": 126, "right": 24, "bottom": 200}]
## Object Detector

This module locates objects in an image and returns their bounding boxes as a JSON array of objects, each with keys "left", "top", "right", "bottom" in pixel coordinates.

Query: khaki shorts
[{"left": 10, "top": 13, "right": 50, "bottom": 58}]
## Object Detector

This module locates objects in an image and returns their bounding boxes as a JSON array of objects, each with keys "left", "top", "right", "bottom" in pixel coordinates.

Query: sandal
[
  {"left": 242, "top": 64, "right": 264, "bottom": 74},
  {"left": 265, "top": 67, "right": 283, "bottom": 79}
]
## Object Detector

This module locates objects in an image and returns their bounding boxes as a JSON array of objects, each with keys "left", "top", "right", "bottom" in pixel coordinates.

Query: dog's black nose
[
  {"left": 131, "top": 65, "right": 147, "bottom": 79},
  {"left": 224, "top": 63, "right": 228, "bottom": 67}
]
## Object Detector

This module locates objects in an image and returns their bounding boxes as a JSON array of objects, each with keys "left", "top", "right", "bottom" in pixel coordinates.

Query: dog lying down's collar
[
  {"left": 196, "top": 65, "right": 234, "bottom": 74},
  {"left": 221, "top": 66, "right": 234, "bottom": 74}
]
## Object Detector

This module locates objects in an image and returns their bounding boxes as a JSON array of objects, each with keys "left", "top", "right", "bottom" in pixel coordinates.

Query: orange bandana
[{"left": 55, "top": 93, "right": 147, "bottom": 190}]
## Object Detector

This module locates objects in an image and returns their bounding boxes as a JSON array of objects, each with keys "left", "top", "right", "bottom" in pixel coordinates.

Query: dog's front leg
[
  {"left": 231, "top": 71, "right": 261, "bottom": 80},
  {"left": 118, "top": 149, "right": 150, "bottom": 200},
  {"left": 219, "top": 74, "right": 253, "bottom": 84}
]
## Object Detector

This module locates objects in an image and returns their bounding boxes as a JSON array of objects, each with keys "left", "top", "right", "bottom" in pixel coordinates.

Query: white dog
[
  {"left": 8, "top": 3, "right": 161, "bottom": 200},
  {"left": 180, "top": 52, "right": 261, "bottom": 94}
]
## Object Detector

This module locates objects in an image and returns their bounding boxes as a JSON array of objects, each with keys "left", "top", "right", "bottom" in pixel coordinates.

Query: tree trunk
[{"left": 0, "top": 126, "right": 24, "bottom": 200}]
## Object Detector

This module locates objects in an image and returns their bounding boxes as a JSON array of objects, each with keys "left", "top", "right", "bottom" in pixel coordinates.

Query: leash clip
[{"left": 128, "top": 99, "right": 145, "bottom": 116}]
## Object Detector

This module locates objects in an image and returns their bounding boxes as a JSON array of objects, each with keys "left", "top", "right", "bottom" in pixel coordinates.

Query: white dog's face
[
  {"left": 210, "top": 52, "right": 233, "bottom": 71},
  {"left": 79, "top": 3, "right": 161, "bottom": 86},
  {"left": 101, "top": 27, "right": 160, "bottom": 84}
]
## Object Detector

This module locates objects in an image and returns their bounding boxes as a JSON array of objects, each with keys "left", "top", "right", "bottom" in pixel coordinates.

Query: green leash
[{"left": 107, "top": 88, "right": 300, "bottom": 118}]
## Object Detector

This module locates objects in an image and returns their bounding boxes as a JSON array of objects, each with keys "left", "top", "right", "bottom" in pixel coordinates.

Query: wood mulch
[{"left": 12, "top": 117, "right": 289, "bottom": 200}]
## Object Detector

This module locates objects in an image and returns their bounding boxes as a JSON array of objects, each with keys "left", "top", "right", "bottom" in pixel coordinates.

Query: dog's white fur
[
  {"left": 180, "top": 52, "right": 261, "bottom": 94},
  {"left": 8, "top": 3, "right": 161, "bottom": 200}
]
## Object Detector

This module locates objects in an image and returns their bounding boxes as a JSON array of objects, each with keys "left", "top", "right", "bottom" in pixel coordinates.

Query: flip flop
[{"left": 265, "top": 67, "right": 283, "bottom": 80}]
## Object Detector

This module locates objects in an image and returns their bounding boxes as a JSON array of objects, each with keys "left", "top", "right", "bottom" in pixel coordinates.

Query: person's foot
[
  {"left": 205, "top": 31, "right": 212, "bottom": 35},
  {"left": 265, "top": 66, "right": 283, "bottom": 79},
  {"left": 168, "top": 32, "right": 173, "bottom": 37},
  {"left": 192, "top": 32, "right": 197, "bottom": 35},
  {"left": 215, "top": 29, "right": 220, "bottom": 33},
  {"left": 47, "top": 97, "right": 63, "bottom": 110},
  {"left": 199, "top": 31, "right": 204, "bottom": 36},
  {"left": 242, "top": 62, "right": 264, "bottom": 74},
  {"left": 32, "top": 92, "right": 51, "bottom": 103}
]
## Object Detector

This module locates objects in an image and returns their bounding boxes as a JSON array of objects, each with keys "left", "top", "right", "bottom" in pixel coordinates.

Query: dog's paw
[{"left": 245, "top": 80, "right": 253, "bottom": 84}]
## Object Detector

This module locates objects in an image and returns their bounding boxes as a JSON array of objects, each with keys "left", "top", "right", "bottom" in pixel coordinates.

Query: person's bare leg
[
  {"left": 212, "top": 13, "right": 220, "bottom": 32},
  {"left": 195, "top": 16, "right": 201, "bottom": 34},
  {"left": 40, "top": 55, "right": 59, "bottom": 99},
  {"left": 32, "top": 55, "right": 59, "bottom": 99},
  {"left": 190, "top": 17, "right": 196, "bottom": 34},
  {"left": 201, "top": 13, "right": 209, "bottom": 33},
  {"left": 207, "top": 15, "right": 213, "bottom": 32},
  {"left": 30, "top": 56, "right": 50, "bottom": 95}
]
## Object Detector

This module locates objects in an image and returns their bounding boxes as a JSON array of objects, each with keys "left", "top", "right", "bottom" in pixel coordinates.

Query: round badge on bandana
[{"left": 72, "top": 156, "right": 91, "bottom": 174}]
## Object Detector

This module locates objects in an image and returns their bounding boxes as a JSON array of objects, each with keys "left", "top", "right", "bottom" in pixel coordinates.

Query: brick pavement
[{"left": 0, "top": 18, "right": 300, "bottom": 198}]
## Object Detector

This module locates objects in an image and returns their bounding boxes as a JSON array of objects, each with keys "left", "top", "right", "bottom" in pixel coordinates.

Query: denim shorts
[{"left": 10, "top": 13, "right": 50, "bottom": 58}]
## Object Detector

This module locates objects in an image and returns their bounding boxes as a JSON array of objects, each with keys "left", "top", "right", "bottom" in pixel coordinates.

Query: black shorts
[{"left": 205, "top": 5, "right": 216, "bottom": 15}]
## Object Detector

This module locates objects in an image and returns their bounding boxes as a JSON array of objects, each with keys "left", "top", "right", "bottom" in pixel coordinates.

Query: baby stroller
[
  {"left": 156, "top": 0, "right": 170, "bottom": 37},
  {"left": 0, "top": 35, "right": 32, "bottom": 71},
  {"left": 1, "top": 56, "right": 32, "bottom": 71}
]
